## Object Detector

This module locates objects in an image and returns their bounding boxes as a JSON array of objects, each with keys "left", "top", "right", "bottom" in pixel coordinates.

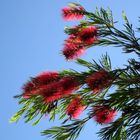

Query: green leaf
[
  {"left": 10, "top": 100, "right": 32, "bottom": 123},
  {"left": 32, "top": 115, "right": 43, "bottom": 126},
  {"left": 122, "top": 11, "right": 128, "bottom": 23}
]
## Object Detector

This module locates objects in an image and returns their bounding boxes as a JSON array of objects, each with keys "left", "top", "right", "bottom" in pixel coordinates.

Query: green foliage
[
  {"left": 76, "top": 53, "right": 111, "bottom": 71},
  {"left": 10, "top": 96, "right": 58, "bottom": 125},
  {"left": 42, "top": 118, "right": 88, "bottom": 140},
  {"left": 10, "top": 98, "right": 32, "bottom": 123},
  {"left": 97, "top": 118, "right": 127, "bottom": 140},
  {"left": 84, "top": 7, "right": 140, "bottom": 55}
]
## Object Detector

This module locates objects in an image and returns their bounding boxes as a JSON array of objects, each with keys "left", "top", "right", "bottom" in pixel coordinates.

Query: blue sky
[{"left": 0, "top": 0, "right": 140, "bottom": 140}]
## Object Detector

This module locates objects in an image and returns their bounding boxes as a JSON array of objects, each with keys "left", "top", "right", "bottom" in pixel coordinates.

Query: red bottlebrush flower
[
  {"left": 40, "top": 76, "right": 79, "bottom": 103},
  {"left": 66, "top": 96, "right": 85, "bottom": 119},
  {"left": 63, "top": 43, "right": 85, "bottom": 60},
  {"left": 62, "top": 26, "right": 98, "bottom": 60},
  {"left": 65, "top": 26, "right": 97, "bottom": 45},
  {"left": 44, "top": 94, "right": 63, "bottom": 103},
  {"left": 39, "top": 82, "right": 63, "bottom": 103},
  {"left": 22, "top": 81, "right": 35, "bottom": 99},
  {"left": 63, "top": 34, "right": 85, "bottom": 60},
  {"left": 22, "top": 93, "right": 31, "bottom": 99},
  {"left": 62, "top": 4, "right": 85, "bottom": 20},
  {"left": 34, "top": 71, "right": 59, "bottom": 86},
  {"left": 93, "top": 106, "right": 117, "bottom": 124},
  {"left": 65, "top": 34, "right": 82, "bottom": 44},
  {"left": 79, "top": 26, "right": 97, "bottom": 45},
  {"left": 22, "top": 72, "right": 60, "bottom": 99},
  {"left": 86, "top": 70, "right": 112, "bottom": 93},
  {"left": 22, "top": 81, "right": 34, "bottom": 93},
  {"left": 59, "top": 76, "right": 79, "bottom": 95}
]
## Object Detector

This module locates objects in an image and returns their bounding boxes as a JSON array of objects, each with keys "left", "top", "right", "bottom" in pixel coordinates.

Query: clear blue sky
[{"left": 0, "top": 0, "right": 139, "bottom": 140}]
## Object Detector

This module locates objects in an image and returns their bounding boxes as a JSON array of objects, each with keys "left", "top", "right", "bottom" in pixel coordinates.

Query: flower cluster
[
  {"left": 62, "top": 4, "right": 85, "bottom": 20},
  {"left": 93, "top": 106, "right": 116, "bottom": 124},
  {"left": 66, "top": 96, "right": 85, "bottom": 119},
  {"left": 86, "top": 70, "right": 112, "bottom": 93},
  {"left": 22, "top": 72, "right": 79, "bottom": 103},
  {"left": 63, "top": 41, "right": 86, "bottom": 60},
  {"left": 42, "top": 76, "right": 79, "bottom": 103},
  {"left": 22, "top": 72, "right": 60, "bottom": 98},
  {"left": 63, "top": 26, "right": 97, "bottom": 60},
  {"left": 62, "top": 4, "right": 98, "bottom": 60}
]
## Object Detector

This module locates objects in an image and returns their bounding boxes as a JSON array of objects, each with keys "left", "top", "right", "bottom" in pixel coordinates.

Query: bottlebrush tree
[{"left": 10, "top": 3, "right": 140, "bottom": 140}]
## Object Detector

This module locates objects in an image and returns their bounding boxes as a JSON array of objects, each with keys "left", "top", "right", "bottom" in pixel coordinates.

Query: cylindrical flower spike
[
  {"left": 27, "top": 75, "right": 79, "bottom": 103},
  {"left": 42, "top": 76, "right": 79, "bottom": 103},
  {"left": 62, "top": 4, "right": 85, "bottom": 20},
  {"left": 62, "top": 26, "right": 98, "bottom": 60},
  {"left": 86, "top": 70, "right": 112, "bottom": 93},
  {"left": 66, "top": 96, "right": 85, "bottom": 119},
  {"left": 59, "top": 76, "right": 79, "bottom": 95},
  {"left": 39, "top": 82, "right": 63, "bottom": 103},
  {"left": 22, "top": 72, "right": 60, "bottom": 98},
  {"left": 34, "top": 72, "right": 59, "bottom": 86},
  {"left": 22, "top": 82, "right": 35, "bottom": 99},
  {"left": 78, "top": 26, "right": 97, "bottom": 45},
  {"left": 93, "top": 106, "right": 117, "bottom": 124},
  {"left": 63, "top": 43, "right": 85, "bottom": 60}
]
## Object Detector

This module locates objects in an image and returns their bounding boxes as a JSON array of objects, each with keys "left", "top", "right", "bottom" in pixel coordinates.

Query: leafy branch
[{"left": 42, "top": 118, "right": 89, "bottom": 140}]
